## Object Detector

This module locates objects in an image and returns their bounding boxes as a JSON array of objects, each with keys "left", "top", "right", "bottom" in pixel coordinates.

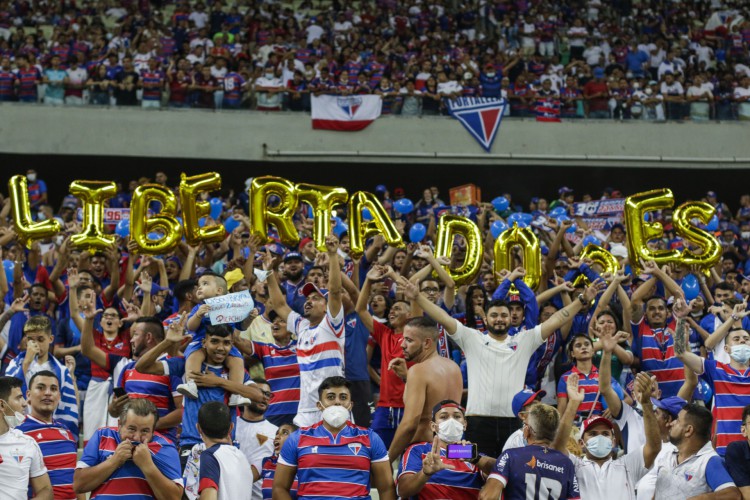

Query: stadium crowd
[
  {"left": 0, "top": 169, "right": 750, "bottom": 499},
  {"left": 0, "top": 0, "right": 749, "bottom": 119}
]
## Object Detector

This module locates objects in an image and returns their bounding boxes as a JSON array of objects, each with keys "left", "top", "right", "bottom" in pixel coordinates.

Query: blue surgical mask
[
  {"left": 585, "top": 435, "right": 613, "bottom": 458},
  {"left": 729, "top": 344, "right": 750, "bottom": 364}
]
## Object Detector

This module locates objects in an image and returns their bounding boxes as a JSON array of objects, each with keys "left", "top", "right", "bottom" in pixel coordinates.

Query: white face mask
[
  {"left": 487, "top": 72, "right": 496, "bottom": 77},
  {"left": 741, "top": 232, "right": 750, "bottom": 239},
  {"left": 265, "top": 73, "right": 274, "bottom": 79},
  {"left": 154, "top": 304, "right": 162, "bottom": 314},
  {"left": 1, "top": 402, "right": 24, "bottom": 429},
  {"left": 27, "top": 173, "right": 37, "bottom": 182},
  {"left": 436, "top": 418, "right": 464, "bottom": 444},
  {"left": 321, "top": 405, "right": 349, "bottom": 428}
]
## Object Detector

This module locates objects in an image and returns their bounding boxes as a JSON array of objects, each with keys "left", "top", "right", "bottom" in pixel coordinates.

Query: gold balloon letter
[
  {"left": 624, "top": 188, "right": 680, "bottom": 273},
  {"left": 131, "top": 184, "right": 182, "bottom": 255},
  {"left": 348, "top": 191, "right": 403, "bottom": 259},
  {"left": 573, "top": 244, "right": 619, "bottom": 287},
  {"left": 180, "top": 172, "right": 226, "bottom": 245},
  {"left": 249, "top": 177, "right": 299, "bottom": 247},
  {"left": 296, "top": 183, "right": 348, "bottom": 251},
  {"left": 69, "top": 180, "right": 117, "bottom": 252},
  {"left": 8, "top": 175, "right": 62, "bottom": 248},
  {"left": 493, "top": 224, "right": 542, "bottom": 290},
  {"left": 434, "top": 215, "right": 483, "bottom": 286},
  {"left": 672, "top": 201, "right": 722, "bottom": 270}
]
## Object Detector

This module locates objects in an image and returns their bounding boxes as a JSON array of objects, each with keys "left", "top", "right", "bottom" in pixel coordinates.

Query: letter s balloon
[
  {"left": 8, "top": 175, "right": 62, "bottom": 248},
  {"left": 130, "top": 184, "right": 182, "bottom": 255},
  {"left": 434, "top": 215, "right": 483, "bottom": 286},
  {"left": 672, "top": 201, "right": 722, "bottom": 271},
  {"left": 249, "top": 176, "right": 299, "bottom": 247}
]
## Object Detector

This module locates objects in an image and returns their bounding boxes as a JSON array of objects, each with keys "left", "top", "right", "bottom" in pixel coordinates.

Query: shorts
[
  {"left": 184, "top": 339, "right": 242, "bottom": 359},
  {"left": 371, "top": 406, "right": 403, "bottom": 449}
]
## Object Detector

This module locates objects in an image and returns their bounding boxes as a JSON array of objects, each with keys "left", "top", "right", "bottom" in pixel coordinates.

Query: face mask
[
  {"left": 729, "top": 344, "right": 750, "bottom": 364},
  {"left": 37, "top": 212, "right": 47, "bottom": 221},
  {"left": 154, "top": 304, "right": 162, "bottom": 314},
  {"left": 585, "top": 435, "right": 613, "bottom": 458},
  {"left": 27, "top": 173, "right": 37, "bottom": 182},
  {"left": 742, "top": 232, "right": 750, "bottom": 239},
  {"left": 437, "top": 418, "right": 464, "bottom": 444},
  {"left": 1, "top": 402, "right": 24, "bottom": 429},
  {"left": 321, "top": 405, "right": 349, "bottom": 428},
  {"left": 487, "top": 72, "right": 495, "bottom": 77},
  {"left": 265, "top": 73, "right": 274, "bottom": 79}
]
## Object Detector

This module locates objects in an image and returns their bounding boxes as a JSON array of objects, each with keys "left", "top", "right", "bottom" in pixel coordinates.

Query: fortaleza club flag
[
  {"left": 446, "top": 97, "right": 507, "bottom": 152},
  {"left": 311, "top": 94, "right": 382, "bottom": 131}
]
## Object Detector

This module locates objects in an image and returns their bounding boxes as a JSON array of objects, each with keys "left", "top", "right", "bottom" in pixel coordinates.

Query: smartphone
[
  {"left": 446, "top": 443, "right": 477, "bottom": 460},
  {"left": 113, "top": 387, "right": 127, "bottom": 398}
]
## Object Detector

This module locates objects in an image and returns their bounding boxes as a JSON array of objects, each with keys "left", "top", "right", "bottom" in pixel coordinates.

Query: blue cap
[
  {"left": 559, "top": 186, "right": 574, "bottom": 195},
  {"left": 593, "top": 67, "right": 605, "bottom": 78},
  {"left": 511, "top": 389, "right": 546, "bottom": 417},
  {"left": 375, "top": 184, "right": 387, "bottom": 193},
  {"left": 651, "top": 396, "right": 687, "bottom": 419},
  {"left": 283, "top": 251, "right": 303, "bottom": 262}
]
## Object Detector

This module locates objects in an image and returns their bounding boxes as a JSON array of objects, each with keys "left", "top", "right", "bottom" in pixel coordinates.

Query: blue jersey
[
  {"left": 398, "top": 441, "right": 485, "bottom": 499},
  {"left": 185, "top": 303, "right": 243, "bottom": 359},
  {"left": 344, "top": 312, "right": 370, "bottom": 381},
  {"left": 278, "top": 422, "right": 389, "bottom": 499},
  {"left": 490, "top": 444, "right": 580, "bottom": 499},
  {"left": 78, "top": 427, "right": 182, "bottom": 499}
]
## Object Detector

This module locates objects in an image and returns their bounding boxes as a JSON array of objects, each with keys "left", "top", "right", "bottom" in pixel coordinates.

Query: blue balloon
[
  {"left": 492, "top": 197, "right": 509, "bottom": 212},
  {"left": 333, "top": 222, "right": 348, "bottom": 238},
  {"left": 394, "top": 198, "right": 414, "bottom": 215},
  {"left": 115, "top": 219, "right": 130, "bottom": 238},
  {"left": 549, "top": 206, "right": 567, "bottom": 217},
  {"left": 555, "top": 214, "right": 570, "bottom": 222},
  {"left": 567, "top": 223, "right": 577, "bottom": 233},
  {"left": 515, "top": 221, "right": 528, "bottom": 229},
  {"left": 682, "top": 274, "right": 700, "bottom": 301},
  {"left": 582, "top": 235, "right": 601, "bottom": 247},
  {"left": 705, "top": 215, "right": 718, "bottom": 231},
  {"left": 409, "top": 223, "right": 426, "bottom": 243},
  {"left": 198, "top": 217, "right": 206, "bottom": 228},
  {"left": 224, "top": 216, "right": 240, "bottom": 234},
  {"left": 2, "top": 260, "right": 13, "bottom": 283},
  {"left": 362, "top": 208, "right": 373, "bottom": 221},
  {"left": 209, "top": 197, "right": 223, "bottom": 220},
  {"left": 520, "top": 213, "right": 534, "bottom": 225},
  {"left": 490, "top": 220, "right": 508, "bottom": 239},
  {"left": 507, "top": 213, "right": 523, "bottom": 224}
]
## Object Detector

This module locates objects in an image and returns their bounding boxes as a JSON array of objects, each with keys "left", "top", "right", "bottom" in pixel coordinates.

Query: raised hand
[
  {"left": 165, "top": 314, "right": 191, "bottom": 344},
  {"left": 422, "top": 435, "right": 456, "bottom": 475},
  {"left": 138, "top": 271, "right": 152, "bottom": 292},
  {"left": 600, "top": 331, "right": 618, "bottom": 353},
  {"left": 583, "top": 278, "right": 606, "bottom": 302},
  {"left": 435, "top": 256, "right": 451, "bottom": 266},
  {"left": 640, "top": 259, "right": 658, "bottom": 275},
  {"left": 672, "top": 297, "right": 691, "bottom": 319},
  {"left": 388, "top": 357, "right": 408, "bottom": 380},
  {"left": 9, "top": 293, "right": 29, "bottom": 313},
  {"left": 325, "top": 233, "right": 339, "bottom": 255},
  {"left": 566, "top": 372, "right": 585, "bottom": 405},
  {"left": 400, "top": 277, "right": 419, "bottom": 301},
  {"left": 262, "top": 249, "right": 276, "bottom": 271},
  {"left": 366, "top": 265, "right": 386, "bottom": 282},
  {"left": 64, "top": 355, "right": 76, "bottom": 374},
  {"left": 67, "top": 268, "right": 79, "bottom": 289},
  {"left": 121, "top": 299, "right": 142, "bottom": 323},
  {"left": 82, "top": 304, "right": 103, "bottom": 321},
  {"left": 634, "top": 372, "right": 654, "bottom": 406}
]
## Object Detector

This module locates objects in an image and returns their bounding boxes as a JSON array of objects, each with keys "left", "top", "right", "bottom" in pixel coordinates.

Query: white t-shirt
[
  {"left": 199, "top": 442, "right": 253, "bottom": 500},
  {"left": 584, "top": 46, "right": 604, "bottom": 66},
  {"left": 451, "top": 322, "right": 544, "bottom": 417},
  {"left": 502, "top": 428, "right": 525, "bottom": 452},
  {"left": 235, "top": 418, "right": 278, "bottom": 500},
  {"left": 189, "top": 11, "right": 209, "bottom": 29},
  {"left": 0, "top": 428, "right": 47, "bottom": 500},
  {"left": 306, "top": 24, "right": 324, "bottom": 44},
  {"left": 613, "top": 403, "right": 645, "bottom": 454},
  {"left": 569, "top": 446, "right": 648, "bottom": 500},
  {"left": 437, "top": 81, "right": 462, "bottom": 96},
  {"left": 567, "top": 26, "right": 588, "bottom": 47},
  {"left": 635, "top": 441, "right": 675, "bottom": 500},
  {"left": 287, "top": 306, "right": 345, "bottom": 414}
]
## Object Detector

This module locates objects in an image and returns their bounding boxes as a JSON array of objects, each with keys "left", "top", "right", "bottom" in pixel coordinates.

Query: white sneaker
[
  {"left": 176, "top": 380, "right": 199, "bottom": 399},
  {"left": 228, "top": 394, "right": 252, "bottom": 407}
]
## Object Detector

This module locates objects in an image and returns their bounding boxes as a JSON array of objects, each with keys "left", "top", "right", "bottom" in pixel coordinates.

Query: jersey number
[{"left": 525, "top": 473, "right": 562, "bottom": 500}]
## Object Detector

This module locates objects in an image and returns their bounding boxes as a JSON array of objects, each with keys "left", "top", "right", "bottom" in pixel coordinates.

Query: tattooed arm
[
  {"left": 540, "top": 280, "right": 602, "bottom": 341},
  {"left": 672, "top": 298, "right": 705, "bottom": 375}
]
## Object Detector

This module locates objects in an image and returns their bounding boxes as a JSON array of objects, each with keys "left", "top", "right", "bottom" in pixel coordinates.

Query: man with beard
[
  {"left": 652, "top": 403, "right": 740, "bottom": 499},
  {"left": 81, "top": 308, "right": 183, "bottom": 445},
  {"left": 386, "top": 313, "right": 463, "bottom": 461},
  {"left": 263, "top": 235, "right": 345, "bottom": 427},
  {"left": 356, "top": 265, "right": 411, "bottom": 449},
  {"left": 280, "top": 252, "right": 306, "bottom": 314},
  {"left": 18, "top": 370, "right": 82, "bottom": 500},
  {"left": 407, "top": 277, "right": 600, "bottom": 459},
  {"left": 236, "top": 378, "right": 277, "bottom": 499}
]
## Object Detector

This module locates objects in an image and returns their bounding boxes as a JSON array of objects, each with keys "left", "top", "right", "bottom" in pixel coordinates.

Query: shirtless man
[{"left": 387, "top": 316, "right": 463, "bottom": 460}]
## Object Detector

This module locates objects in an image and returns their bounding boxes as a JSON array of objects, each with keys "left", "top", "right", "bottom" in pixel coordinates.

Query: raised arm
[
  {"left": 540, "top": 280, "right": 601, "bottom": 340},
  {"left": 325, "top": 234, "right": 343, "bottom": 318},
  {"left": 101, "top": 244, "right": 121, "bottom": 303},
  {"left": 388, "top": 365, "right": 426, "bottom": 460},
  {"left": 536, "top": 279, "right": 574, "bottom": 306},
  {"left": 402, "top": 278, "right": 459, "bottom": 335},
  {"left": 67, "top": 268, "right": 85, "bottom": 333},
  {"left": 262, "top": 249, "right": 292, "bottom": 319},
  {"left": 630, "top": 274, "right": 657, "bottom": 324},
  {"left": 704, "top": 302, "right": 749, "bottom": 351},
  {"left": 356, "top": 267, "right": 387, "bottom": 333},
  {"left": 135, "top": 315, "right": 190, "bottom": 375},
  {"left": 80, "top": 304, "right": 108, "bottom": 369},
  {"left": 672, "top": 298, "right": 705, "bottom": 375},
  {"left": 635, "top": 372, "right": 662, "bottom": 468},
  {"left": 552, "top": 373, "right": 584, "bottom": 453},
  {"left": 598, "top": 330, "right": 624, "bottom": 419}
]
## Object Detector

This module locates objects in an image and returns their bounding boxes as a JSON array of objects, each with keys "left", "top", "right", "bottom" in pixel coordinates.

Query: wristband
[
  {"left": 731, "top": 314, "right": 739, "bottom": 321},
  {"left": 577, "top": 293, "right": 587, "bottom": 306}
]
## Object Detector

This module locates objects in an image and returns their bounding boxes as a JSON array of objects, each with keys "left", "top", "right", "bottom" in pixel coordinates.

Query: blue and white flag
[{"left": 446, "top": 97, "right": 508, "bottom": 152}]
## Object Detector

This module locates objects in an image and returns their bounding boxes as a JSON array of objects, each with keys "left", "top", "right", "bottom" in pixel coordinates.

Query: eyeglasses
[
  {"left": 102, "top": 313, "right": 119, "bottom": 319},
  {"left": 261, "top": 391, "right": 272, "bottom": 398},
  {"left": 421, "top": 287, "right": 440, "bottom": 294}
]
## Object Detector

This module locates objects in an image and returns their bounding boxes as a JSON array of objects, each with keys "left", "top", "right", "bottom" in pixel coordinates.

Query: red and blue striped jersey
[
  {"left": 222, "top": 72, "right": 245, "bottom": 102},
  {"left": 490, "top": 444, "right": 580, "bottom": 500},
  {"left": 0, "top": 69, "right": 15, "bottom": 97},
  {"left": 701, "top": 359, "right": 750, "bottom": 456},
  {"left": 141, "top": 70, "right": 164, "bottom": 100},
  {"left": 558, "top": 365, "right": 619, "bottom": 420},
  {"left": 18, "top": 416, "right": 77, "bottom": 500},
  {"left": 398, "top": 442, "right": 485, "bottom": 499},
  {"left": 261, "top": 455, "right": 298, "bottom": 500},
  {"left": 115, "top": 355, "right": 182, "bottom": 444},
  {"left": 77, "top": 427, "right": 182, "bottom": 499},
  {"left": 278, "top": 422, "right": 389, "bottom": 499},
  {"left": 252, "top": 340, "right": 300, "bottom": 417},
  {"left": 631, "top": 317, "right": 685, "bottom": 398},
  {"left": 16, "top": 67, "right": 40, "bottom": 97},
  {"left": 365, "top": 61, "right": 386, "bottom": 88}
]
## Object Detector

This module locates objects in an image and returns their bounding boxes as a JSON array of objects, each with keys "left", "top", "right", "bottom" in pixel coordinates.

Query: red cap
[
  {"left": 299, "top": 237, "right": 313, "bottom": 250},
  {"left": 581, "top": 416, "right": 614, "bottom": 435}
]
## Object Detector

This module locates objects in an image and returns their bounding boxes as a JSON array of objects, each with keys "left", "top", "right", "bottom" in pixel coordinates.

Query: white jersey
[
  {"left": 235, "top": 417, "right": 278, "bottom": 500},
  {"left": 0, "top": 428, "right": 47, "bottom": 500},
  {"left": 199, "top": 442, "right": 253, "bottom": 500},
  {"left": 287, "top": 306, "right": 345, "bottom": 414},
  {"left": 502, "top": 428, "right": 526, "bottom": 452},
  {"left": 570, "top": 447, "right": 648, "bottom": 500},
  {"left": 635, "top": 441, "right": 675, "bottom": 500},
  {"left": 652, "top": 441, "right": 736, "bottom": 499}
]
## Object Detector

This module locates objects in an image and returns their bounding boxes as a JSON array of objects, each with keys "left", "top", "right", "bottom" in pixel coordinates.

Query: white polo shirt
[
  {"left": 451, "top": 322, "right": 543, "bottom": 417},
  {"left": 653, "top": 441, "right": 736, "bottom": 499},
  {"left": 569, "top": 446, "right": 648, "bottom": 500},
  {"left": 235, "top": 417, "right": 278, "bottom": 500},
  {"left": 0, "top": 428, "right": 47, "bottom": 500},
  {"left": 635, "top": 441, "right": 676, "bottom": 500}
]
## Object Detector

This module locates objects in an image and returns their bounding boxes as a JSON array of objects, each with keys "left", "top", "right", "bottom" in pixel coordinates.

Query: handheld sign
[{"left": 205, "top": 290, "right": 254, "bottom": 325}]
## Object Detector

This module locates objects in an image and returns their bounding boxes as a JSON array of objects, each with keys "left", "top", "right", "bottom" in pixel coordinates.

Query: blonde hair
[
  {"left": 23, "top": 316, "right": 52, "bottom": 335},
  {"left": 527, "top": 403, "right": 560, "bottom": 443}
]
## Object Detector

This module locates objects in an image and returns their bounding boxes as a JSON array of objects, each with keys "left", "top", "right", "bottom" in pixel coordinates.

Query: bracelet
[
  {"left": 731, "top": 314, "right": 739, "bottom": 321},
  {"left": 577, "top": 293, "right": 587, "bottom": 306}
]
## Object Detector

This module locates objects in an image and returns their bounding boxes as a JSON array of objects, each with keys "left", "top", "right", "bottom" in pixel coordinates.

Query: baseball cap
[
  {"left": 61, "top": 201, "right": 77, "bottom": 210},
  {"left": 651, "top": 396, "right": 687, "bottom": 419},
  {"left": 706, "top": 191, "right": 717, "bottom": 198},
  {"left": 299, "top": 237, "right": 313, "bottom": 250},
  {"left": 559, "top": 186, "right": 574, "bottom": 195},
  {"left": 511, "top": 389, "right": 546, "bottom": 417},
  {"left": 375, "top": 184, "right": 387, "bottom": 193},
  {"left": 581, "top": 416, "right": 614, "bottom": 435},
  {"left": 301, "top": 282, "right": 328, "bottom": 298},
  {"left": 431, "top": 400, "right": 465, "bottom": 419},
  {"left": 224, "top": 268, "right": 244, "bottom": 289},
  {"left": 263, "top": 243, "right": 286, "bottom": 256},
  {"left": 593, "top": 67, "right": 605, "bottom": 78},
  {"left": 283, "top": 251, "right": 303, "bottom": 262}
]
